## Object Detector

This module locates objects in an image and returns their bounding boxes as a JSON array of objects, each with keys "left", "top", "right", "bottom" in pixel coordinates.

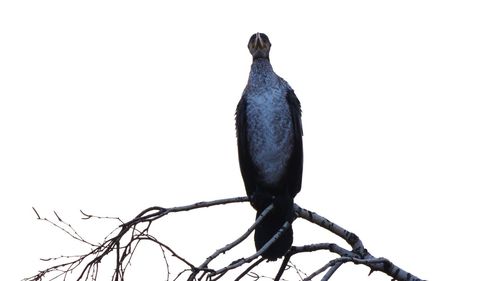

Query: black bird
[{"left": 236, "top": 33, "right": 303, "bottom": 260}]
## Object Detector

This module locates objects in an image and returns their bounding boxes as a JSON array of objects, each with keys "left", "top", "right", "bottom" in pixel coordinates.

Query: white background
[{"left": 1, "top": 1, "right": 499, "bottom": 280}]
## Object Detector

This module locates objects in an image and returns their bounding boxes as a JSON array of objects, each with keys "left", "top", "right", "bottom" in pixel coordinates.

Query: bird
[{"left": 235, "top": 33, "right": 303, "bottom": 260}]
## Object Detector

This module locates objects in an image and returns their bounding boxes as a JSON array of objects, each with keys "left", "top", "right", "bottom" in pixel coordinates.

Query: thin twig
[
  {"left": 234, "top": 257, "right": 265, "bottom": 281},
  {"left": 80, "top": 210, "right": 124, "bottom": 224}
]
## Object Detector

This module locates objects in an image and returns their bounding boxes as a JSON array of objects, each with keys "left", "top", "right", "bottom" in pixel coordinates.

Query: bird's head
[{"left": 248, "top": 32, "right": 271, "bottom": 60}]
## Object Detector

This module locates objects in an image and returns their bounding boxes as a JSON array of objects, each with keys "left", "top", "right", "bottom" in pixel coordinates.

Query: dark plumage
[{"left": 236, "top": 33, "right": 303, "bottom": 260}]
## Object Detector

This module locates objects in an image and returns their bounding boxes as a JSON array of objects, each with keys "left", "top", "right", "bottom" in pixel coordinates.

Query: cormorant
[{"left": 236, "top": 33, "right": 303, "bottom": 260}]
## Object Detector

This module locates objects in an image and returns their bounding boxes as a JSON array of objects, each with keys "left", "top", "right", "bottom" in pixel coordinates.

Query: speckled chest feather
[{"left": 244, "top": 60, "right": 294, "bottom": 185}]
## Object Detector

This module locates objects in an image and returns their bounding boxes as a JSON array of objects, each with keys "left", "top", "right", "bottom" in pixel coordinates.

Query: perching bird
[{"left": 236, "top": 33, "right": 303, "bottom": 260}]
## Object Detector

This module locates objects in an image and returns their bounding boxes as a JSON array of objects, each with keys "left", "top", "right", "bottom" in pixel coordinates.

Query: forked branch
[{"left": 25, "top": 196, "right": 424, "bottom": 281}]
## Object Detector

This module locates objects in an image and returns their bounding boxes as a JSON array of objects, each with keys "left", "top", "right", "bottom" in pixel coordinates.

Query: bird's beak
[{"left": 255, "top": 33, "right": 264, "bottom": 49}]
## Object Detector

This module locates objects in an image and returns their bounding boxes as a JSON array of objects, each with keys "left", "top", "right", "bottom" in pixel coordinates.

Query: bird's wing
[
  {"left": 236, "top": 96, "right": 258, "bottom": 198},
  {"left": 285, "top": 88, "right": 303, "bottom": 198}
]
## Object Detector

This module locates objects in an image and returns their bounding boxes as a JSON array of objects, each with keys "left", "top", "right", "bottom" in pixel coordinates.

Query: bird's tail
[{"left": 254, "top": 197, "right": 294, "bottom": 260}]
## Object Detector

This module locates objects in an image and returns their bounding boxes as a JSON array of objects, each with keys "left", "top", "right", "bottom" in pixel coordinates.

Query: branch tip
[
  {"left": 368, "top": 268, "right": 375, "bottom": 276},
  {"left": 32, "top": 207, "right": 41, "bottom": 219},
  {"left": 53, "top": 211, "right": 62, "bottom": 222},
  {"left": 80, "top": 210, "right": 91, "bottom": 219}
]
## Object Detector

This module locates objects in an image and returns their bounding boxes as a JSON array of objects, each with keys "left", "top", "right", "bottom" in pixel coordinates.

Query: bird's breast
[{"left": 245, "top": 86, "right": 294, "bottom": 185}]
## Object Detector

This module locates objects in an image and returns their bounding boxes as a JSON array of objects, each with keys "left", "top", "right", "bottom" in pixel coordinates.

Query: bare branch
[
  {"left": 210, "top": 221, "right": 291, "bottom": 278},
  {"left": 234, "top": 257, "right": 265, "bottom": 281},
  {"left": 294, "top": 204, "right": 365, "bottom": 255},
  {"left": 320, "top": 262, "right": 342, "bottom": 281},
  {"left": 189, "top": 203, "right": 274, "bottom": 280},
  {"left": 25, "top": 196, "right": 425, "bottom": 281},
  {"left": 80, "top": 210, "right": 124, "bottom": 224},
  {"left": 33, "top": 207, "right": 41, "bottom": 219},
  {"left": 294, "top": 205, "right": 426, "bottom": 281},
  {"left": 274, "top": 253, "right": 291, "bottom": 280}
]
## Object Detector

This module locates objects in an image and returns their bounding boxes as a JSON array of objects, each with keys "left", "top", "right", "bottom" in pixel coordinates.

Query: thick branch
[
  {"left": 294, "top": 205, "right": 425, "bottom": 281},
  {"left": 294, "top": 204, "right": 365, "bottom": 255}
]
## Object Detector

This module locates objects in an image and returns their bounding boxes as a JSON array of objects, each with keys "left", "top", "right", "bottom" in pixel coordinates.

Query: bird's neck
[{"left": 248, "top": 58, "right": 275, "bottom": 86}]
